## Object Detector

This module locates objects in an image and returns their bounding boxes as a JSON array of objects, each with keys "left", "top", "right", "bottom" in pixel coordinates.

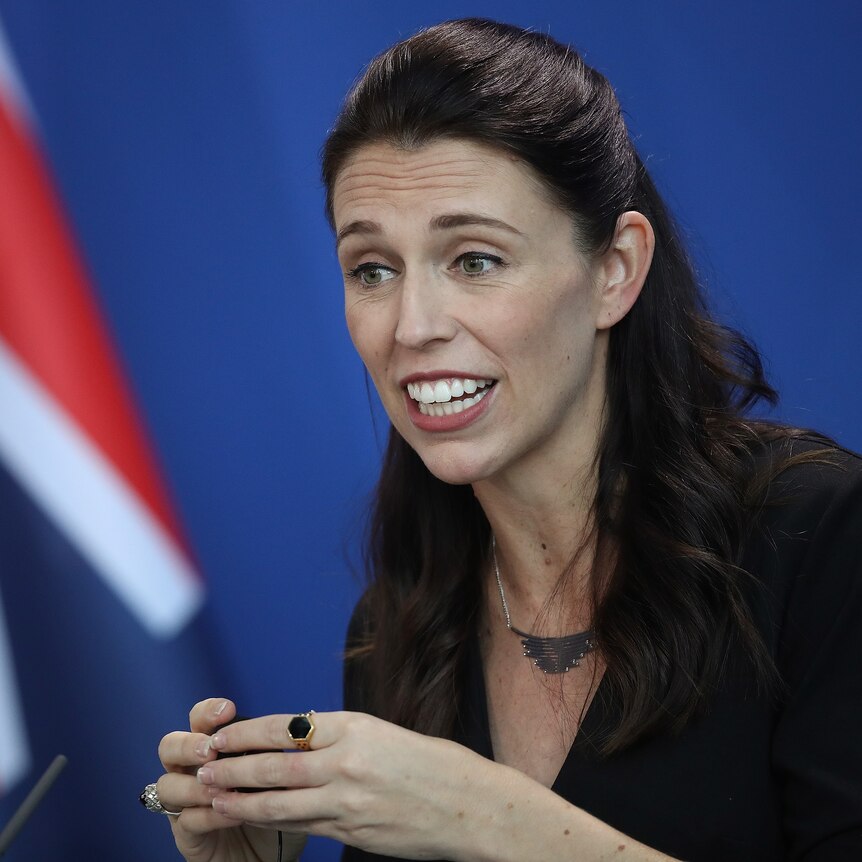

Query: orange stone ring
[{"left": 287, "top": 711, "right": 316, "bottom": 750}]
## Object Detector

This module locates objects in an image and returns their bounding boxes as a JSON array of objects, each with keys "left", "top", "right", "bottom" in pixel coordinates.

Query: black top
[{"left": 342, "top": 440, "right": 862, "bottom": 861}]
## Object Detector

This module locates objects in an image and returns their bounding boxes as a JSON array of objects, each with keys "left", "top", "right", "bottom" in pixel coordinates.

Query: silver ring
[{"left": 139, "top": 782, "right": 182, "bottom": 816}]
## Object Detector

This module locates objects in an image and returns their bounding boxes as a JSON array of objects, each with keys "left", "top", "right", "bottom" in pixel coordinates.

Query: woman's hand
[
  {"left": 194, "top": 710, "right": 683, "bottom": 862},
  {"left": 155, "top": 698, "right": 305, "bottom": 862},
  {"left": 195, "top": 710, "right": 503, "bottom": 861}
]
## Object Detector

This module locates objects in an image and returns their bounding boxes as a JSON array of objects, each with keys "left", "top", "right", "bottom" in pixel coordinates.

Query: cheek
[
  {"left": 513, "top": 285, "right": 593, "bottom": 350},
  {"left": 345, "top": 306, "right": 394, "bottom": 388},
  {"left": 345, "top": 307, "right": 376, "bottom": 360},
  {"left": 546, "top": 277, "right": 598, "bottom": 340},
  {"left": 505, "top": 289, "right": 598, "bottom": 386}
]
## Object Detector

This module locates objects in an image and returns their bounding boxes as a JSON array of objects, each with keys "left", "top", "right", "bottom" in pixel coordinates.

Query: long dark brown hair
[{"left": 323, "top": 18, "right": 815, "bottom": 752}]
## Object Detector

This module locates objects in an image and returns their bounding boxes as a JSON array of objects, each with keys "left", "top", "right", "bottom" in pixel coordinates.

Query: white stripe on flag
[
  {"left": 0, "top": 16, "right": 34, "bottom": 130},
  {"left": 0, "top": 585, "right": 30, "bottom": 793},
  {"left": 0, "top": 336, "right": 203, "bottom": 638}
]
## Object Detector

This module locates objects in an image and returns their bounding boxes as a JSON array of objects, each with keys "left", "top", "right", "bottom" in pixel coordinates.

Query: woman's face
[{"left": 333, "top": 138, "right": 614, "bottom": 488}]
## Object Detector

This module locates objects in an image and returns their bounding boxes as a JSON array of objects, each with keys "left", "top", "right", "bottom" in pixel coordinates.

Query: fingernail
[
  {"left": 194, "top": 739, "right": 211, "bottom": 758},
  {"left": 206, "top": 785, "right": 220, "bottom": 798},
  {"left": 210, "top": 733, "right": 225, "bottom": 750},
  {"left": 214, "top": 700, "right": 229, "bottom": 717},
  {"left": 197, "top": 766, "right": 213, "bottom": 785},
  {"left": 212, "top": 797, "right": 227, "bottom": 814}
]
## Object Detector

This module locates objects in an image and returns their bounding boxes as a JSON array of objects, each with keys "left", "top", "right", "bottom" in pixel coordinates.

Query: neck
[
  {"left": 473, "top": 444, "right": 598, "bottom": 629},
  {"left": 472, "top": 340, "right": 607, "bottom": 628}
]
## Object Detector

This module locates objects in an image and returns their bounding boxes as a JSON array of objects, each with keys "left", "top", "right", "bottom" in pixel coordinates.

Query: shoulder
[
  {"left": 748, "top": 431, "right": 862, "bottom": 538},
  {"left": 744, "top": 430, "right": 862, "bottom": 572},
  {"left": 742, "top": 431, "right": 862, "bottom": 671},
  {"left": 749, "top": 435, "right": 862, "bottom": 855},
  {"left": 757, "top": 430, "right": 862, "bottom": 484}
]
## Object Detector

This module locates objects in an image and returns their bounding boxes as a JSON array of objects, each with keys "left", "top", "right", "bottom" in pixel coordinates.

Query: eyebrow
[{"left": 335, "top": 213, "right": 524, "bottom": 249}]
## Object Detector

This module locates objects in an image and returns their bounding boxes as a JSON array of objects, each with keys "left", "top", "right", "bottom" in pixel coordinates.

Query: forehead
[{"left": 331, "top": 139, "right": 557, "bottom": 227}]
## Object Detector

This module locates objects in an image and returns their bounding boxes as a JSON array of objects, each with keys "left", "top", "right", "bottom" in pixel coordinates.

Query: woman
[{"left": 147, "top": 19, "right": 862, "bottom": 862}]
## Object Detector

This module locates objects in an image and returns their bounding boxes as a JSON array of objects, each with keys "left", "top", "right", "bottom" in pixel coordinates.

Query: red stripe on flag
[{"left": 0, "top": 95, "right": 192, "bottom": 563}]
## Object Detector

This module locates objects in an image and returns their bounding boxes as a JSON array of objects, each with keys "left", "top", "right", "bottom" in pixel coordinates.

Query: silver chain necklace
[{"left": 492, "top": 536, "right": 596, "bottom": 674}]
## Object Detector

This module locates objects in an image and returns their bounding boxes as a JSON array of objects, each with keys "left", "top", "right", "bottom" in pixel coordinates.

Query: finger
[
  {"left": 159, "top": 730, "right": 220, "bottom": 772},
  {"left": 197, "top": 749, "right": 328, "bottom": 792},
  {"left": 157, "top": 771, "right": 220, "bottom": 810},
  {"left": 169, "top": 803, "right": 251, "bottom": 836},
  {"left": 189, "top": 698, "right": 236, "bottom": 734},
  {"left": 211, "top": 786, "right": 339, "bottom": 824},
  {"left": 210, "top": 711, "right": 341, "bottom": 755}
]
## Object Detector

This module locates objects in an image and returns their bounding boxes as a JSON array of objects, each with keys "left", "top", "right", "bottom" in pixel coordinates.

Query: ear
[{"left": 594, "top": 211, "right": 654, "bottom": 330}]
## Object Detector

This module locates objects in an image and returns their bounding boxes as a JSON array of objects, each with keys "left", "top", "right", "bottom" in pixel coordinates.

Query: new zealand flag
[{"left": 0, "top": 16, "right": 227, "bottom": 859}]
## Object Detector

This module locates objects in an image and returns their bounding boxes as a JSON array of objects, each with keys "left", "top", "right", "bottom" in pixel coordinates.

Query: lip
[{"left": 402, "top": 374, "right": 498, "bottom": 433}]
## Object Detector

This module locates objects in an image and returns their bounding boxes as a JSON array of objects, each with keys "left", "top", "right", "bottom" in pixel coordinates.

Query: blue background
[{"left": 0, "top": 1, "right": 859, "bottom": 859}]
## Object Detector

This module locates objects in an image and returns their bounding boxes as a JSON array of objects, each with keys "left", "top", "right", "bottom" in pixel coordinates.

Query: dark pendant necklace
[{"left": 492, "top": 536, "right": 596, "bottom": 674}]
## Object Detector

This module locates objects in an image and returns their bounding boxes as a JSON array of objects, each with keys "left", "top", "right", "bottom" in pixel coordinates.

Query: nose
[{"left": 394, "top": 271, "right": 457, "bottom": 350}]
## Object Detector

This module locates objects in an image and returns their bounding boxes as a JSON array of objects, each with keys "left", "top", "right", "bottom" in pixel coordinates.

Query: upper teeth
[{"left": 406, "top": 378, "right": 494, "bottom": 404}]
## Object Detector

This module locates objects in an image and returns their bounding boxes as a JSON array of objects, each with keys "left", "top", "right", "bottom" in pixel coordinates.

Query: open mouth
[{"left": 405, "top": 377, "right": 497, "bottom": 417}]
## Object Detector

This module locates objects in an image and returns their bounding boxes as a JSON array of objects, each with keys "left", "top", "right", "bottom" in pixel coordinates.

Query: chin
[
  {"left": 415, "top": 449, "right": 498, "bottom": 487},
  {"left": 392, "top": 419, "right": 505, "bottom": 486}
]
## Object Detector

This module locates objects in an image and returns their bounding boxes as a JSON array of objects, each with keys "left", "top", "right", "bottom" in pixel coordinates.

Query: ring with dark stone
[{"left": 287, "top": 711, "right": 316, "bottom": 750}]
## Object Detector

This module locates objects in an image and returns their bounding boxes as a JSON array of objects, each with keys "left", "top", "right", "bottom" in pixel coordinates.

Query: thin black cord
[{"left": 276, "top": 829, "right": 283, "bottom": 862}]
